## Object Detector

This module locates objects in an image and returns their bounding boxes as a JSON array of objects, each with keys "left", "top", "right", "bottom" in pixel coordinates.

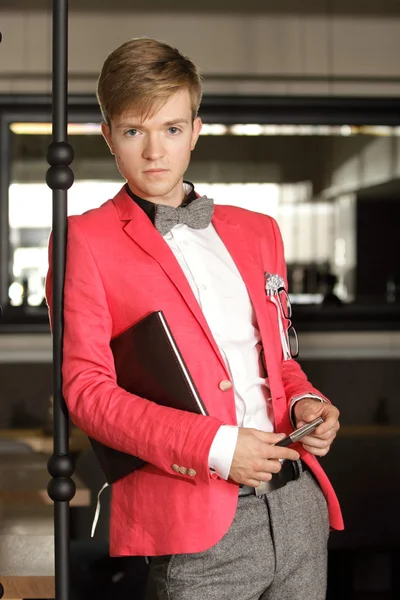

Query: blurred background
[{"left": 0, "top": 1, "right": 400, "bottom": 599}]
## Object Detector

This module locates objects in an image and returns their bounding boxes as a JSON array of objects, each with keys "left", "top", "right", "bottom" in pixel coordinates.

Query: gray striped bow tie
[{"left": 154, "top": 195, "right": 214, "bottom": 236}]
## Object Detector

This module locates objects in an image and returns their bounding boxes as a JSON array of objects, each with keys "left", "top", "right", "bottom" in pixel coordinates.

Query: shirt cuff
[
  {"left": 290, "top": 393, "right": 328, "bottom": 427},
  {"left": 208, "top": 425, "right": 239, "bottom": 480}
]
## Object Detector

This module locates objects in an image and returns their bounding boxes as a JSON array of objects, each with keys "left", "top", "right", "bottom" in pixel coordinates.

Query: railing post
[{"left": 46, "top": 2, "right": 75, "bottom": 600}]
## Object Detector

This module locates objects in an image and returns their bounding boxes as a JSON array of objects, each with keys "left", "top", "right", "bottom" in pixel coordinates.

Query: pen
[{"left": 275, "top": 417, "right": 324, "bottom": 447}]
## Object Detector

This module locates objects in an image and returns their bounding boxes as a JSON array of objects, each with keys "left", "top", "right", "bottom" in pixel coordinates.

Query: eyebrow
[{"left": 116, "top": 118, "right": 189, "bottom": 129}]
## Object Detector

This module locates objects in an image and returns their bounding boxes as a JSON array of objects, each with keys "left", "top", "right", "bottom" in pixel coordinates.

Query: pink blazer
[{"left": 46, "top": 186, "right": 343, "bottom": 557}]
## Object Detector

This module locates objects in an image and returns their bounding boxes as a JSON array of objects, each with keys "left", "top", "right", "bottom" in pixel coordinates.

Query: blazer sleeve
[
  {"left": 45, "top": 220, "right": 223, "bottom": 484},
  {"left": 269, "top": 217, "right": 330, "bottom": 406}
]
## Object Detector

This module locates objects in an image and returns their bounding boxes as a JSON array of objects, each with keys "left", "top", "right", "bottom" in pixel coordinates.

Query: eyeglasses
[{"left": 265, "top": 273, "right": 299, "bottom": 359}]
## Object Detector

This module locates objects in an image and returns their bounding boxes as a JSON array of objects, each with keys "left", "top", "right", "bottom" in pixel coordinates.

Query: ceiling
[{"left": 2, "top": 0, "right": 400, "bottom": 15}]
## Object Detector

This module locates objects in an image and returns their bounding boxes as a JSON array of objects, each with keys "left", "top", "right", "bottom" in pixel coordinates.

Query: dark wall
[
  {"left": 300, "top": 359, "right": 399, "bottom": 425},
  {"left": 0, "top": 363, "right": 52, "bottom": 428},
  {"left": 0, "top": 358, "right": 399, "bottom": 429},
  {"left": 356, "top": 195, "right": 400, "bottom": 300}
]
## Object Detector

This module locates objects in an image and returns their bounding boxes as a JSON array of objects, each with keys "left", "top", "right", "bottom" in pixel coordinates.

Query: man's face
[{"left": 102, "top": 89, "right": 202, "bottom": 207}]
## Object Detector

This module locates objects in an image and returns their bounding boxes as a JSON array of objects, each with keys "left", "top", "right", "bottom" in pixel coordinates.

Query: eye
[
  {"left": 168, "top": 126, "right": 180, "bottom": 135},
  {"left": 125, "top": 129, "right": 138, "bottom": 137}
]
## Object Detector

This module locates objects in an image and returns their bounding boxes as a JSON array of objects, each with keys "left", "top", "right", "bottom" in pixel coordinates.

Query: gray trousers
[{"left": 148, "top": 470, "right": 330, "bottom": 600}]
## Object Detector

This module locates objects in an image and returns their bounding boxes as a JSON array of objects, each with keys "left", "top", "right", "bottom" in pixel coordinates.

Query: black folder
[{"left": 89, "top": 310, "right": 208, "bottom": 484}]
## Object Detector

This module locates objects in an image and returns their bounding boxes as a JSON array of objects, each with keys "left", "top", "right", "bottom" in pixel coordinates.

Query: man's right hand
[{"left": 229, "top": 428, "right": 300, "bottom": 487}]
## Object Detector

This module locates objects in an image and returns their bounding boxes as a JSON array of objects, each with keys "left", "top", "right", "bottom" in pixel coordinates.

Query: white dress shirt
[
  {"left": 163, "top": 217, "right": 276, "bottom": 480},
  {"left": 162, "top": 193, "right": 324, "bottom": 480}
]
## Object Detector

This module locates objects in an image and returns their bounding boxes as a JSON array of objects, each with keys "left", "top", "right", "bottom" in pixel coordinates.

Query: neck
[{"left": 128, "top": 180, "right": 186, "bottom": 208}]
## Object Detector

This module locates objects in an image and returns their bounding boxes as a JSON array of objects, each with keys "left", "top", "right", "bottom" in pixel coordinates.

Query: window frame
[{"left": 1, "top": 93, "right": 400, "bottom": 332}]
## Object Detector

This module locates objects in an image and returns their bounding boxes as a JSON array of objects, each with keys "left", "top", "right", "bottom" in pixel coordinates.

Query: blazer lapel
[
  {"left": 113, "top": 187, "right": 229, "bottom": 373},
  {"left": 212, "top": 208, "right": 267, "bottom": 327},
  {"left": 212, "top": 207, "right": 284, "bottom": 391}
]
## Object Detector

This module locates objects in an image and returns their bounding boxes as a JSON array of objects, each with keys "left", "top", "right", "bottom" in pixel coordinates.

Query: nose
[{"left": 142, "top": 134, "right": 165, "bottom": 161}]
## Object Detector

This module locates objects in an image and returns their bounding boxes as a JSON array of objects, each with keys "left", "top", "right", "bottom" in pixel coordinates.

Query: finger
[
  {"left": 297, "top": 414, "right": 339, "bottom": 437},
  {"left": 315, "top": 416, "right": 339, "bottom": 436},
  {"left": 254, "top": 459, "right": 282, "bottom": 475},
  {"left": 295, "top": 414, "right": 325, "bottom": 430},
  {"left": 295, "top": 416, "right": 318, "bottom": 430},
  {"left": 268, "top": 446, "right": 300, "bottom": 462},
  {"left": 245, "top": 474, "right": 272, "bottom": 487},
  {"left": 301, "top": 443, "right": 331, "bottom": 457},
  {"left": 295, "top": 403, "right": 325, "bottom": 425},
  {"left": 246, "top": 479, "right": 261, "bottom": 487},
  {"left": 253, "top": 430, "right": 288, "bottom": 444},
  {"left": 309, "top": 427, "right": 338, "bottom": 441},
  {"left": 301, "top": 437, "right": 333, "bottom": 450},
  {"left": 254, "top": 472, "right": 275, "bottom": 484},
  {"left": 301, "top": 433, "right": 336, "bottom": 449}
]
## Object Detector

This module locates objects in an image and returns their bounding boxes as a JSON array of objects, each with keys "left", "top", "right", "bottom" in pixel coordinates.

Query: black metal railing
[
  {"left": 0, "top": 4, "right": 73, "bottom": 598},
  {"left": 0, "top": 28, "right": 3, "bottom": 600},
  {"left": 46, "top": 2, "right": 75, "bottom": 600}
]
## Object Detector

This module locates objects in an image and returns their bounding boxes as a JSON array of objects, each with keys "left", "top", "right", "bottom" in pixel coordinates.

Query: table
[
  {"left": 0, "top": 428, "right": 89, "bottom": 454},
  {"left": 0, "top": 453, "right": 90, "bottom": 508}
]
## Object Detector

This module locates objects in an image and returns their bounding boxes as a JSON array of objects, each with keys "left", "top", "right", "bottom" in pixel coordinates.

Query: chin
[
  {"left": 146, "top": 183, "right": 173, "bottom": 197},
  {"left": 142, "top": 179, "right": 178, "bottom": 196}
]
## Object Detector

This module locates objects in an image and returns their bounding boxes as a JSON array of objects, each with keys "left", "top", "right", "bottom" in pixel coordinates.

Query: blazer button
[
  {"left": 188, "top": 468, "right": 196, "bottom": 477},
  {"left": 172, "top": 464, "right": 180, "bottom": 472},
  {"left": 179, "top": 466, "right": 188, "bottom": 475},
  {"left": 219, "top": 379, "right": 232, "bottom": 391}
]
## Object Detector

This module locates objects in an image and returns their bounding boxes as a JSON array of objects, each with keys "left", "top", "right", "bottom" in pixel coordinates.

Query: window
[
  {"left": 1, "top": 96, "right": 400, "bottom": 329},
  {"left": 4, "top": 115, "right": 123, "bottom": 312},
  {"left": 8, "top": 180, "right": 123, "bottom": 306}
]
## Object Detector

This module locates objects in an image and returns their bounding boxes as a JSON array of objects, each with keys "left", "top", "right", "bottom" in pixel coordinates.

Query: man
[{"left": 46, "top": 37, "right": 343, "bottom": 599}]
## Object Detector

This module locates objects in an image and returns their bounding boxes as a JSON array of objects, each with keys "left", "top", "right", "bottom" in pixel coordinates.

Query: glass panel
[
  {"left": 7, "top": 120, "right": 400, "bottom": 311},
  {"left": 8, "top": 124, "right": 123, "bottom": 307}
]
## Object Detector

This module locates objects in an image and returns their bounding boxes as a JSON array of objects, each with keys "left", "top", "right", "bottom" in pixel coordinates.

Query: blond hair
[{"left": 97, "top": 37, "right": 203, "bottom": 124}]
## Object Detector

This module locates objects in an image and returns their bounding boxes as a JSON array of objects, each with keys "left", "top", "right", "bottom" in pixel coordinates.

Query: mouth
[{"left": 143, "top": 169, "right": 169, "bottom": 174}]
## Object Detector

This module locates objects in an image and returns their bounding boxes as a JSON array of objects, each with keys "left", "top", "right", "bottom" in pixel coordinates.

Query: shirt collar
[{"left": 125, "top": 181, "right": 198, "bottom": 225}]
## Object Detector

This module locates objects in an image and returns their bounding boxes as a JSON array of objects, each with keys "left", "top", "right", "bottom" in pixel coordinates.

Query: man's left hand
[{"left": 293, "top": 398, "right": 340, "bottom": 457}]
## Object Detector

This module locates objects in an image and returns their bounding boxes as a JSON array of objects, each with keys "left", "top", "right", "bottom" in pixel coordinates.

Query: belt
[{"left": 239, "top": 459, "right": 306, "bottom": 497}]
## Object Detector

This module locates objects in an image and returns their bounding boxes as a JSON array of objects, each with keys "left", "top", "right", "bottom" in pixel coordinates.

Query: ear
[
  {"left": 101, "top": 122, "right": 115, "bottom": 155},
  {"left": 190, "top": 117, "right": 202, "bottom": 151}
]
